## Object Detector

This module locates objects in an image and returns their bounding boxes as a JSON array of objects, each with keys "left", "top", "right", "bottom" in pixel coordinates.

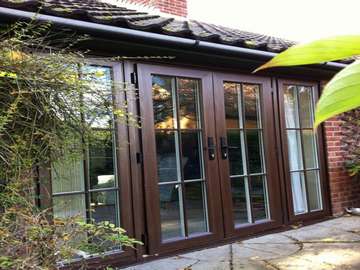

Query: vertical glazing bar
[
  {"left": 239, "top": 83, "right": 254, "bottom": 223},
  {"left": 175, "top": 77, "right": 188, "bottom": 237},
  {"left": 296, "top": 86, "right": 311, "bottom": 213}
]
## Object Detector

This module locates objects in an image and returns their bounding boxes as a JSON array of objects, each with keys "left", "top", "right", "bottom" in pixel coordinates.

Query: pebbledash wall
[{"left": 129, "top": 0, "right": 187, "bottom": 17}]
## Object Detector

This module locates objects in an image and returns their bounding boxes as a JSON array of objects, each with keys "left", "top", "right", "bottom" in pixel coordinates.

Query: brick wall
[
  {"left": 325, "top": 117, "right": 360, "bottom": 215},
  {"left": 129, "top": 0, "right": 187, "bottom": 17}
]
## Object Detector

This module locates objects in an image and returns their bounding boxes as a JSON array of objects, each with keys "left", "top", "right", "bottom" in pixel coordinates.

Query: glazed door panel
[
  {"left": 213, "top": 73, "right": 283, "bottom": 237},
  {"left": 138, "top": 64, "right": 223, "bottom": 254},
  {"left": 278, "top": 80, "right": 330, "bottom": 223}
]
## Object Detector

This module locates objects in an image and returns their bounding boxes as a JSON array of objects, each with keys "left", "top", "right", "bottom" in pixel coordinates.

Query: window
[
  {"left": 283, "top": 85, "right": 322, "bottom": 215},
  {"left": 51, "top": 66, "right": 120, "bottom": 227},
  {"left": 152, "top": 75, "right": 209, "bottom": 241},
  {"left": 223, "top": 82, "right": 270, "bottom": 225}
]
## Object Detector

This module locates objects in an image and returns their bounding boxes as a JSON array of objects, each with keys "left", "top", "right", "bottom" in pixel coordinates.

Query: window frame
[
  {"left": 40, "top": 60, "right": 136, "bottom": 266},
  {"left": 277, "top": 79, "right": 331, "bottom": 223}
]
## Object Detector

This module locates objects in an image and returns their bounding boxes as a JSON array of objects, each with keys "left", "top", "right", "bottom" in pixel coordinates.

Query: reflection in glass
[
  {"left": 231, "top": 178, "right": 249, "bottom": 225},
  {"left": 185, "top": 182, "right": 208, "bottom": 235},
  {"left": 302, "top": 130, "right": 318, "bottom": 169},
  {"left": 284, "top": 86, "right": 300, "bottom": 128},
  {"left": 90, "top": 191, "right": 119, "bottom": 226},
  {"left": 286, "top": 130, "right": 303, "bottom": 171},
  {"left": 89, "top": 130, "right": 116, "bottom": 189},
  {"left": 53, "top": 194, "right": 86, "bottom": 219},
  {"left": 306, "top": 170, "right": 322, "bottom": 211},
  {"left": 178, "top": 78, "right": 200, "bottom": 129},
  {"left": 181, "top": 131, "right": 202, "bottom": 180},
  {"left": 251, "top": 176, "right": 268, "bottom": 221},
  {"left": 52, "top": 155, "right": 85, "bottom": 193},
  {"left": 152, "top": 75, "right": 176, "bottom": 129},
  {"left": 299, "top": 86, "right": 314, "bottom": 128},
  {"left": 82, "top": 66, "right": 113, "bottom": 129},
  {"left": 246, "top": 130, "right": 263, "bottom": 174},
  {"left": 159, "top": 184, "right": 184, "bottom": 241},
  {"left": 290, "top": 172, "right": 307, "bottom": 214},
  {"left": 227, "top": 130, "right": 244, "bottom": 176},
  {"left": 243, "top": 84, "right": 261, "bottom": 128},
  {"left": 224, "top": 82, "right": 241, "bottom": 129},
  {"left": 155, "top": 131, "right": 179, "bottom": 182}
]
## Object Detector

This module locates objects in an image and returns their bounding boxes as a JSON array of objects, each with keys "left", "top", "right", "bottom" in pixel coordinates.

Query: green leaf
[
  {"left": 315, "top": 60, "right": 360, "bottom": 127},
  {"left": 255, "top": 35, "right": 360, "bottom": 72}
]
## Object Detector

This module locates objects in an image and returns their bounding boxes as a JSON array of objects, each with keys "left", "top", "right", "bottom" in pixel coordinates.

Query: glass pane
[
  {"left": 52, "top": 155, "right": 85, "bottom": 193},
  {"left": 227, "top": 130, "right": 244, "bottom": 176},
  {"left": 178, "top": 78, "right": 200, "bottom": 129},
  {"left": 251, "top": 175, "right": 269, "bottom": 221},
  {"left": 284, "top": 85, "right": 300, "bottom": 128},
  {"left": 243, "top": 84, "right": 261, "bottom": 128},
  {"left": 286, "top": 130, "right": 303, "bottom": 171},
  {"left": 152, "top": 75, "right": 176, "bottom": 129},
  {"left": 246, "top": 130, "right": 263, "bottom": 174},
  {"left": 290, "top": 172, "right": 307, "bottom": 215},
  {"left": 181, "top": 131, "right": 202, "bottom": 180},
  {"left": 89, "top": 130, "right": 116, "bottom": 189},
  {"left": 231, "top": 177, "right": 250, "bottom": 225},
  {"left": 82, "top": 66, "right": 113, "bottom": 129},
  {"left": 53, "top": 194, "right": 86, "bottom": 219},
  {"left": 224, "top": 82, "right": 241, "bottom": 129},
  {"left": 306, "top": 170, "right": 322, "bottom": 211},
  {"left": 302, "top": 130, "right": 318, "bottom": 169},
  {"left": 185, "top": 181, "right": 208, "bottom": 235},
  {"left": 90, "top": 191, "right": 119, "bottom": 226},
  {"left": 155, "top": 130, "right": 180, "bottom": 182},
  {"left": 299, "top": 86, "right": 314, "bottom": 128},
  {"left": 159, "top": 184, "right": 184, "bottom": 241}
]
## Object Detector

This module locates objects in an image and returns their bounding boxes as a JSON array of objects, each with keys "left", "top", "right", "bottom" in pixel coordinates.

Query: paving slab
[{"left": 122, "top": 216, "right": 360, "bottom": 270}]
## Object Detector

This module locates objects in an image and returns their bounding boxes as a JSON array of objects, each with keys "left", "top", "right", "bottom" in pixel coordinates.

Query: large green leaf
[
  {"left": 255, "top": 35, "right": 360, "bottom": 72},
  {"left": 315, "top": 60, "right": 360, "bottom": 127}
]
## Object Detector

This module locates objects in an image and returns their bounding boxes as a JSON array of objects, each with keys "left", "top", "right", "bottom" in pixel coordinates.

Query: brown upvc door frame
[
  {"left": 137, "top": 63, "right": 224, "bottom": 255},
  {"left": 213, "top": 72, "right": 284, "bottom": 238},
  {"left": 277, "top": 79, "right": 331, "bottom": 224}
]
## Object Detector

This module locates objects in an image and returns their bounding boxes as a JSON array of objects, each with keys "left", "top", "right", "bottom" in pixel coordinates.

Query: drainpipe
[{"left": 0, "top": 6, "right": 346, "bottom": 70}]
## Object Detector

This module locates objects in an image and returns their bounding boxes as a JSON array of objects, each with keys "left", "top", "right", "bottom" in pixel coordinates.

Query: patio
[{"left": 124, "top": 216, "right": 360, "bottom": 269}]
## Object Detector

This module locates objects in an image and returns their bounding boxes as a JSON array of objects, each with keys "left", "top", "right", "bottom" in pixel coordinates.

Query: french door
[
  {"left": 137, "top": 64, "right": 329, "bottom": 255},
  {"left": 138, "top": 64, "right": 223, "bottom": 254},
  {"left": 213, "top": 73, "right": 283, "bottom": 237}
]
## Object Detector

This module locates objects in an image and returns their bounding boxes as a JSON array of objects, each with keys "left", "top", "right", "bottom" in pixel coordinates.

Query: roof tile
[{"left": 0, "top": 0, "right": 296, "bottom": 52}]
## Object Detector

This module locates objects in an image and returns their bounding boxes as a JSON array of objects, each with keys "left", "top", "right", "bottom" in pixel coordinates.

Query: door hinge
[
  {"left": 130, "top": 64, "right": 139, "bottom": 88},
  {"left": 136, "top": 152, "right": 143, "bottom": 164}
]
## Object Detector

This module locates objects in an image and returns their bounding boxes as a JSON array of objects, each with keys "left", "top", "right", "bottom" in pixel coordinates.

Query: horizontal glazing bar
[
  {"left": 183, "top": 178, "right": 205, "bottom": 183},
  {"left": 289, "top": 168, "right": 320, "bottom": 173},
  {"left": 230, "top": 173, "right": 266, "bottom": 179},
  {"left": 158, "top": 180, "right": 182, "bottom": 186},
  {"left": 285, "top": 128, "right": 315, "bottom": 131},
  {"left": 88, "top": 187, "right": 120, "bottom": 193},
  {"left": 52, "top": 190, "right": 86, "bottom": 197},
  {"left": 226, "top": 128, "right": 263, "bottom": 131},
  {"left": 155, "top": 128, "right": 202, "bottom": 132}
]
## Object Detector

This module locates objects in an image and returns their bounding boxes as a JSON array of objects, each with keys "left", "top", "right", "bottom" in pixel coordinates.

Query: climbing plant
[{"left": 0, "top": 20, "right": 141, "bottom": 270}]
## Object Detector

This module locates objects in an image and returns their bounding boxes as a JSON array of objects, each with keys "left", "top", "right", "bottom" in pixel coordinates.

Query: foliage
[
  {"left": 0, "top": 20, "right": 141, "bottom": 269},
  {"left": 255, "top": 35, "right": 360, "bottom": 128}
]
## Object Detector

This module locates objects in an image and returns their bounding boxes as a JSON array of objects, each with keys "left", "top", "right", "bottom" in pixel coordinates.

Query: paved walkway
[{"left": 124, "top": 216, "right": 360, "bottom": 269}]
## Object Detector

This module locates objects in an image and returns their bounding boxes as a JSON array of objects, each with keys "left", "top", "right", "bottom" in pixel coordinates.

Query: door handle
[
  {"left": 207, "top": 137, "right": 216, "bottom": 160},
  {"left": 220, "top": 136, "right": 228, "bottom": 159}
]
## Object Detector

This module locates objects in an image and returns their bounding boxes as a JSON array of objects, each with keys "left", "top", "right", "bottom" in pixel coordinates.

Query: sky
[{"left": 187, "top": 0, "right": 360, "bottom": 42}]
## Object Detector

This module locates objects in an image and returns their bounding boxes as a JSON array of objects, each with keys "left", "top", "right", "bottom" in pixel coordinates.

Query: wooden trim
[
  {"left": 213, "top": 72, "right": 283, "bottom": 238},
  {"left": 137, "top": 63, "right": 223, "bottom": 255},
  {"left": 277, "top": 78, "right": 331, "bottom": 223}
]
